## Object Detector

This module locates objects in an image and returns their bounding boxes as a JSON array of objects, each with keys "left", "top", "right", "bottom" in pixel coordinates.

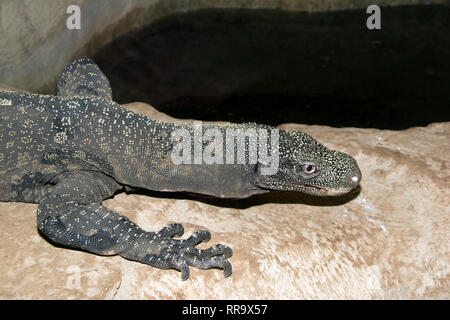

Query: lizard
[{"left": 0, "top": 57, "right": 361, "bottom": 280}]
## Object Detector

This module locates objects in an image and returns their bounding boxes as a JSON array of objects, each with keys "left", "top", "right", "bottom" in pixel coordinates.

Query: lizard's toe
[
  {"left": 223, "top": 260, "right": 232, "bottom": 278},
  {"left": 185, "top": 255, "right": 232, "bottom": 278},
  {"left": 211, "top": 244, "right": 233, "bottom": 259},
  {"left": 186, "top": 244, "right": 232, "bottom": 259},
  {"left": 183, "top": 229, "right": 211, "bottom": 246},
  {"left": 158, "top": 223, "right": 184, "bottom": 238}
]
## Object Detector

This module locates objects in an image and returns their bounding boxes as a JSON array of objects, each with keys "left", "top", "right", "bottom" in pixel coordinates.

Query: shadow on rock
[{"left": 126, "top": 186, "right": 361, "bottom": 210}]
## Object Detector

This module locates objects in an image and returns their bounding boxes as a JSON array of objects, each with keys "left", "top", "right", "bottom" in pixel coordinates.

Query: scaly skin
[{"left": 0, "top": 58, "right": 361, "bottom": 280}]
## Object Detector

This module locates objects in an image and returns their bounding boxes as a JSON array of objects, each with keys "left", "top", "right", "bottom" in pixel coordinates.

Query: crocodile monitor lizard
[{"left": 0, "top": 58, "right": 361, "bottom": 280}]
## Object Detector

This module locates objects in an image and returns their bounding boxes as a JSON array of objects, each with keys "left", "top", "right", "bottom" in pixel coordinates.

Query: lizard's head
[{"left": 256, "top": 129, "right": 361, "bottom": 196}]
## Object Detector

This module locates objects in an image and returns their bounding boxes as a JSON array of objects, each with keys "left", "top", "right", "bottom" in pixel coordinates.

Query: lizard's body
[
  {"left": 0, "top": 58, "right": 361, "bottom": 280},
  {"left": 0, "top": 92, "right": 263, "bottom": 201}
]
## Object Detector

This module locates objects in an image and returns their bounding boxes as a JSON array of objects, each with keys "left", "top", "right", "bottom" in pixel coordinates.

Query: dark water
[{"left": 94, "top": 6, "right": 450, "bottom": 129}]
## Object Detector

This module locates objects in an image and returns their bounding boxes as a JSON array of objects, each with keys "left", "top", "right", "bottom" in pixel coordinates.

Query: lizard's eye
[{"left": 302, "top": 164, "right": 316, "bottom": 174}]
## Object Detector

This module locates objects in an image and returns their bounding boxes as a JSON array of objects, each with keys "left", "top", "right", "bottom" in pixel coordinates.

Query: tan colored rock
[
  {"left": 0, "top": 102, "right": 448, "bottom": 299},
  {"left": 0, "top": 202, "right": 122, "bottom": 299}
]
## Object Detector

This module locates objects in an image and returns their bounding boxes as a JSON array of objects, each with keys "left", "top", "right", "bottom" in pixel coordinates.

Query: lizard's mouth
[
  {"left": 304, "top": 184, "right": 328, "bottom": 193},
  {"left": 304, "top": 184, "right": 352, "bottom": 196}
]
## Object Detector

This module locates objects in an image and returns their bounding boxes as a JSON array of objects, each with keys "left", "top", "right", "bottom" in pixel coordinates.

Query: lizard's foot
[
  {"left": 36, "top": 172, "right": 233, "bottom": 280},
  {"left": 140, "top": 224, "right": 233, "bottom": 280}
]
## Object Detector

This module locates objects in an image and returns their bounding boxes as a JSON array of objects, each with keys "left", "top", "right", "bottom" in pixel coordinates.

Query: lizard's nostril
[{"left": 349, "top": 173, "right": 361, "bottom": 188}]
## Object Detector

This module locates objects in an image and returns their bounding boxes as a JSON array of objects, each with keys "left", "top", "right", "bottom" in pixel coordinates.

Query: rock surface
[{"left": 0, "top": 102, "right": 448, "bottom": 299}]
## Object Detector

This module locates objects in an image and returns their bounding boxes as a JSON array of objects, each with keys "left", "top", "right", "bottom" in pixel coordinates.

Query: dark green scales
[{"left": 0, "top": 58, "right": 361, "bottom": 280}]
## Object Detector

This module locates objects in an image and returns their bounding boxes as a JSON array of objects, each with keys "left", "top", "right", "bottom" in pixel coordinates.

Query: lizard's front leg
[{"left": 37, "top": 171, "right": 232, "bottom": 280}]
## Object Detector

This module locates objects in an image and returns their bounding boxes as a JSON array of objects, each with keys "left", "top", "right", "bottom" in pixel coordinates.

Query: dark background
[{"left": 94, "top": 5, "right": 450, "bottom": 129}]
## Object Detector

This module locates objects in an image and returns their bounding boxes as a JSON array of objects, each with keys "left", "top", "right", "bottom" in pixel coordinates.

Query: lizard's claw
[
  {"left": 142, "top": 224, "right": 232, "bottom": 280},
  {"left": 180, "top": 261, "right": 190, "bottom": 281}
]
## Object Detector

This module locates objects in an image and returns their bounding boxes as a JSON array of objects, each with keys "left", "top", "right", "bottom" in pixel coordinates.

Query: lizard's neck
[{"left": 94, "top": 108, "right": 267, "bottom": 198}]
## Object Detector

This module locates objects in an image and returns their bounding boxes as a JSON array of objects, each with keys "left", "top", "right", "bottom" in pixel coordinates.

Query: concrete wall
[{"left": 0, "top": 0, "right": 446, "bottom": 92}]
